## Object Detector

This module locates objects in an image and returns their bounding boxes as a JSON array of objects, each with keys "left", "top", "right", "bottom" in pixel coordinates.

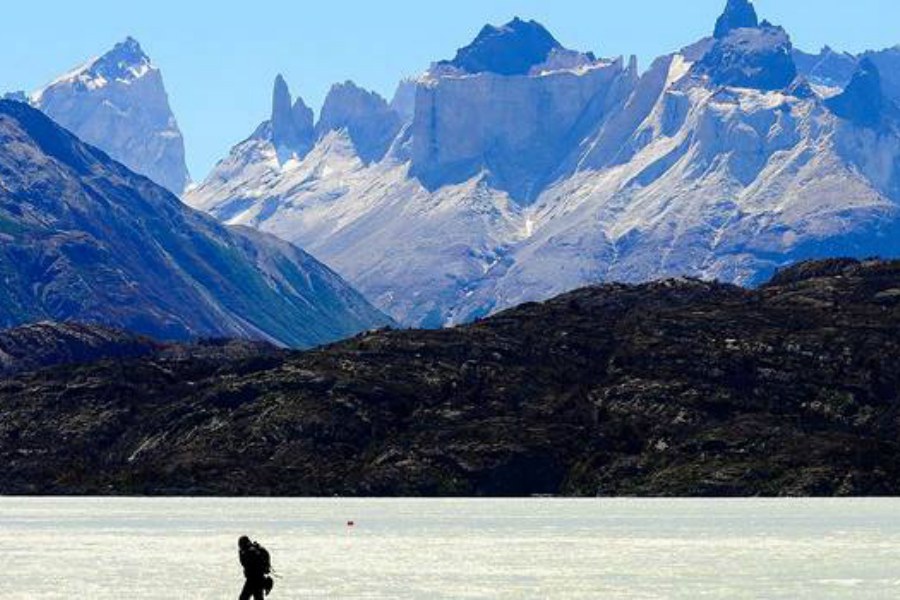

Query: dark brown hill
[{"left": 2, "top": 259, "right": 899, "bottom": 496}]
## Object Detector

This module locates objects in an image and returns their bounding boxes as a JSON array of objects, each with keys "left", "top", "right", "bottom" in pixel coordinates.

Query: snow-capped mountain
[
  {"left": 188, "top": 0, "right": 900, "bottom": 327},
  {"left": 29, "top": 37, "right": 191, "bottom": 194},
  {"left": 0, "top": 99, "right": 389, "bottom": 347}
]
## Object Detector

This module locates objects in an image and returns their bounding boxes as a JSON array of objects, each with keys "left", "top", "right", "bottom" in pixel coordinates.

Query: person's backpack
[{"left": 252, "top": 542, "right": 272, "bottom": 575}]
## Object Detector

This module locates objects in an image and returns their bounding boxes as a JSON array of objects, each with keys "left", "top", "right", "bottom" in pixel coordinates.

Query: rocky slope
[
  {"left": 0, "top": 322, "right": 160, "bottom": 376},
  {"left": 2, "top": 259, "right": 899, "bottom": 497},
  {"left": 0, "top": 321, "right": 289, "bottom": 377},
  {"left": 0, "top": 99, "right": 390, "bottom": 347},
  {"left": 187, "top": 2, "right": 900, "bottom": 328},
  {"left": 30, "top": 38, "right": 191, "bottom": 194}
]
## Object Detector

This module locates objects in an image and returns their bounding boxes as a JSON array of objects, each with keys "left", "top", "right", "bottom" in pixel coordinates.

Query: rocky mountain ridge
[
  {"left": 0, "top": 99, "right": 390, "bottom": 347},
  {"left": 187, "top": 1, "right": 900, "bottom": 327}
]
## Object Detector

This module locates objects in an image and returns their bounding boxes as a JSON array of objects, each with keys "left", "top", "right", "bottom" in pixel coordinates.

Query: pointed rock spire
[
  {"left": 272, "top": 74, "right": 292, "bottom": 126},
  {"left": 827, "top": 59, "right": 888, "bottom": 128},
  {"left": 270, "top": 75, "right": 315, "bottom": 154},
  {"left": 714, "top": 0, "right": 759, "bottom": 39}
]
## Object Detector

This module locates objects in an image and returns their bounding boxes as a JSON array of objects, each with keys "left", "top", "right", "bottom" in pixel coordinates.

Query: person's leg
[
  {"left": 252, "top": 585, "right": 265, "bottom": 600},
  {"left": 239, "top": 579, "right": 253, "bottom": 600}
]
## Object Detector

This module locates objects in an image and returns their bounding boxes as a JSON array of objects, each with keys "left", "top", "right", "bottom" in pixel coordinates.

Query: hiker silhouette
[{"left": 238, "top": 535, "right": 274, "bottom": 599}]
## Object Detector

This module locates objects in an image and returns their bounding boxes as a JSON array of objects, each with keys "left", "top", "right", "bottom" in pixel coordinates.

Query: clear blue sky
[{"left": 2, "top": 0, "right": 898, "bottom": 180}]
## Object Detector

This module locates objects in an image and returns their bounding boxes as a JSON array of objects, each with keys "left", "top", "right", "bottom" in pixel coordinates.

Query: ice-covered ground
[{"left": 2, "top": 498, "right": 900, "bottom": 598}]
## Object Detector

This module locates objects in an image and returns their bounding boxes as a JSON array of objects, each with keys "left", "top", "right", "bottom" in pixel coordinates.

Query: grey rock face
[
  {"left": 410, "top": 50, "right": 638, "bottom": 203},
  {"left": 713, "top": 0, "right": 759, "bottom": 39},
  {"left": 316, "top": 82, "right": 402, "bottom": 163},
  {"left": 406, "top": 18, "right": 637, "bottom": 203},
  {"left": 0, "top": 100, "right": 390, "bottom": 347},
  {"left": 793, "top": 47, "right": 858, "bottom": 89},
  {"left": 696, "top": 22, "right": 797, "bottom": 91},
  {"left": 390, "top": 78, "right": 418, "bottom": 122},
  {"left": 826, "top": 59, "right": 891, "bottom": 128},
  {"left": 794, "top": 46, "right": 900, "bottom": 108},
  {"left": 33, "top": 37, "right": 191, "bottom": 194},
  {"left": 861, "top": 49, "right": 900, "bottom": 107},
  {"left": 441, "top": 17, "right": 564, "bottom": 76}
]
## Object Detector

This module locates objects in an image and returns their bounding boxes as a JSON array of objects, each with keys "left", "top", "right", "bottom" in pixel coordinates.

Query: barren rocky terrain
[{"left": 2, "top": 259, "right": 899, "bottom": 496}]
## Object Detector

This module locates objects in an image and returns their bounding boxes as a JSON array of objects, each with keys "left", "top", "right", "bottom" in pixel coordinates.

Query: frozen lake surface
[{"left": 2, "top": 498, "right": 900, "bottom": 598}]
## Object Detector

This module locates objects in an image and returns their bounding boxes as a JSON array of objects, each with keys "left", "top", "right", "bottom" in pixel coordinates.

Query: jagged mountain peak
[
  {"left": 316, "top": 81, "right": 401, "bottom": 163},
  {"left": 696, "top": 14, "right": 797, "bottom": 91},
  {"left": 269, "top": 74, "right": 315, "bottom": 154},
  {"left": 107, "top": 36, "right": 149, "bottom": 62},
  {"left": 80, "top": 37, "right": 154, "bottom": 86},
  {"left": 34, "top": 38, "right": 153, "bottom": 98},
  {"left": 292, "top": 95, "right": 314, "bottom": 126},
  {"left": 31, "top": 37, "right": 190, "bottom": 194},
  {"left": 481, "top": 16, "right": 555, "bottom": 39},
  {"left": 317, "top": 81, "right": 391, "bottom": 127},
  {"left": 440, "top": 17, "right": 564, "bottom": 76},
  {"left": 793, "top": 45, "right": 859, "bottom": 89},
  {"left": 188, "top": 10, "right": 900, "bottom": 329},
  {"left": 325, "top": 79, "right": 370, "bottom": 97},
  {"left": 714, "top": 0, "right": 759, "bottom": 39}
]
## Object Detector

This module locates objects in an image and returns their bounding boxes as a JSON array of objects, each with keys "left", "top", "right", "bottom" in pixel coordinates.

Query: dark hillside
[{"left": 2, "top": 259, "right": 899, "bottom": 496}]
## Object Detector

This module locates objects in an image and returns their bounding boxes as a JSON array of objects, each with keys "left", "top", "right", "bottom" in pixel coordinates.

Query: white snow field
[{"left": 2, "top": 498, "right": 900, "bottom": 599}]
